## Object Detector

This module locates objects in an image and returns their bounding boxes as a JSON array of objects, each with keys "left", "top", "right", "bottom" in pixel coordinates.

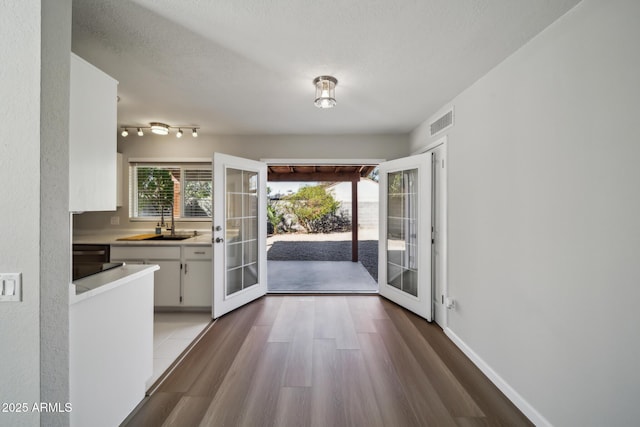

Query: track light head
[
  {"left": 137, "top": 128, "right": 143, "bottom": 136},
  {"left": 176, "top": 128, "right": 183, "bottom": 138},
  {"left": 192, "top": 128, "right": 198, "bottom": 137},
  {"left": 121, "top": 128, "right": 128, "bottom": 137}
]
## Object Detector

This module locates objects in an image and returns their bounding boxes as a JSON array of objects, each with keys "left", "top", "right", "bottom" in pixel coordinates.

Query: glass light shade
[
  {"left": 121, "top": 128, "right": 128, "bottom": 137},
  {"left": 192, "top": 128, "right": 198, "bottom": 137},
  {"left": 313, "top": 76, "right": 337, "bottom": 109},
  {"left": 176, "top": 128, "right": 183, "bottom": 138},
  {"left": 137, "top": 128, "right": 144, "bottom": 136},
  {"left": 150, "top": 122, "right": 170, "bottom": 135}
]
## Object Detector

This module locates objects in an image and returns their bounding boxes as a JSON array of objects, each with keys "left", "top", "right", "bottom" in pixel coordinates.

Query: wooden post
[{"left": 351, "top": 177, "right": 359, "bottom": 262}]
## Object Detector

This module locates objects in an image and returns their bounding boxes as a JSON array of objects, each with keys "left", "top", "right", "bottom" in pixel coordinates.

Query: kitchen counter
[
  {"left": 70, "top": 263, "right": 159, "bottom": 304},
  {"left": 74, "top": 231, "right": 213, "bottom": 246},
  {"left": 70, "top": 263, "right": 157, "bottom": 426}
]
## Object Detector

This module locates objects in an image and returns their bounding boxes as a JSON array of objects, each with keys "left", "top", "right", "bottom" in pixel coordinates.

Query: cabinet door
[
  {"left": 152, "top": 260, "right": 182, "bottom": 307},
  {"left": 183, "top": 260, "right": 212, "bottom": 307},
  {"left": 69, "top": 53, "right": 118, "bottom": 212}
]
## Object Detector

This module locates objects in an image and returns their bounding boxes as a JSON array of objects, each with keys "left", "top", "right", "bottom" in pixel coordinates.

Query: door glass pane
[
  {"left": 226, "top": 168, "right": 260, "bottom": 297},
  {"left": 386, "top": 168, "right": 419, "bottom": 297}
]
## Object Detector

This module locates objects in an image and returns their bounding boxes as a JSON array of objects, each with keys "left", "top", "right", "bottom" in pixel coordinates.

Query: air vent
[{"left": 430, "top": 108, "right": 454, "bottom": 136}]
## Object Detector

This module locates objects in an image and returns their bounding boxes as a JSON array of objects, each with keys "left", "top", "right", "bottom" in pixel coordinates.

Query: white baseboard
[{"left": 443, "top": 327, "right": 552, "bottom": 427}]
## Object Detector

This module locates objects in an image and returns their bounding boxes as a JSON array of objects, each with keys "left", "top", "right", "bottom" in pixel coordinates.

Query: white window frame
[{"left": 129, "top": 159, "right": 212, "bottom": 222}]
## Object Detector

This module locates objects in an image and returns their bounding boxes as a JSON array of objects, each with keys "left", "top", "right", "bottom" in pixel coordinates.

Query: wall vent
[{"left": 430, "top": 108, "right": 454, "bottom": 136}]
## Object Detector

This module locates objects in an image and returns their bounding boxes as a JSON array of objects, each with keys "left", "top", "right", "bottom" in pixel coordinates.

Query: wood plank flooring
[{"left": 122, "top": 296, "right": 532, "bottom": 427}]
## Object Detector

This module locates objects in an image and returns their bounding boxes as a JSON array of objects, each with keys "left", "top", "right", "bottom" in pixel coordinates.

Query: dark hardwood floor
[{"left": 122, "top": 296, "right": 532, "bottom": 427}]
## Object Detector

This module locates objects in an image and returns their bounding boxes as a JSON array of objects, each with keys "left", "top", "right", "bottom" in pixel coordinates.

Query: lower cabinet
[
  {"left": 182, "top": 246, "right": 213, "bottom": 307},
  {"left": 111, "top": 244, "right": 212, "bottom": 309}
]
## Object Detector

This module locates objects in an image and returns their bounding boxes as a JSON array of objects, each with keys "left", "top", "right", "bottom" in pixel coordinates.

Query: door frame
[{"left": 413, "top": 136, "right": 448, "bottom": 328}]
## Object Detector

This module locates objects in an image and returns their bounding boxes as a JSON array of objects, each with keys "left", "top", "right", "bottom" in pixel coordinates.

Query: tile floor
[{"left": 147, "top": 312, "right": 212, "bottom": 390}]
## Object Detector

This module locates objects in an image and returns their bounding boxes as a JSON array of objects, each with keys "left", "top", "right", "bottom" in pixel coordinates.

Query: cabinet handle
[
  {"left": 184, "top": 263, "right": 188, "bottom": 274},
  {"left": 194, "top": 251, "right": 206, "bottom": 255}
]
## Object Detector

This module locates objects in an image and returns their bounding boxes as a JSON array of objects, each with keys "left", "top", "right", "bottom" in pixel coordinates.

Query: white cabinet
[
  {"left": 116, "top": 152, "right": 123, "bottom": 207},
  {"left": 69, "top": 53, "right": 118, "bottom": 212},
  {"left": 110, "top": 246, "right": 182, "bottom": 307},
  {"left": 110, "top": 244, "right": 212, "bottom": 309},
  {"left": 182, "top": 246, "right": 212, "bottom": 307}
]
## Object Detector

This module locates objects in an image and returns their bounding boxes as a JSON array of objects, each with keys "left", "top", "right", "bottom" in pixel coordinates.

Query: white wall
[
  {"left": 40, "top": 1, "right": 72, "bottom": 426},
  {"left": 0, "top": 3, "right": 71, "bottom": 426},
  {"left": 74, "top": 133, "right": 408, "bottom": 232},
  {"left": 411, "top": 1, "right": 640, "bottom": 425},
  {"left": 0, "top": 1, "right": 43, "bottom": 425}
]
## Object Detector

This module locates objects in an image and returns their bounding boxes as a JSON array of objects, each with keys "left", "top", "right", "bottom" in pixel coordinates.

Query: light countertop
[
  {"left": 74, "top": 231, "right": 213, "bottom": 246},
  {"left": 70, "top": 263, "right": 160, "bottom": 304}
]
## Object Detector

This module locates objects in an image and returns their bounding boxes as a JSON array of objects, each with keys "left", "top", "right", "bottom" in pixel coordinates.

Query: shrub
[{"left": 287, "top": 185, "right": 340, "bottom": 232}]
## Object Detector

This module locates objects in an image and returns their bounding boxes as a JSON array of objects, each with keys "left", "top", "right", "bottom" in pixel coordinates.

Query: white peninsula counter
[{"left": 69, "top": 264, "right": 159, "bottom": 427}]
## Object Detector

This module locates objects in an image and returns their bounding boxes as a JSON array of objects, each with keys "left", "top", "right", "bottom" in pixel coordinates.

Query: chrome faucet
[{"left": 159, "top": 201, "right": 176, "bottom": 236}]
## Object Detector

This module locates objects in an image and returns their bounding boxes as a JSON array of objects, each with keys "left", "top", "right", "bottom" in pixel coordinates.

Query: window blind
[{"left": 129, "top": 163, "right": 212, "bottom": 220}]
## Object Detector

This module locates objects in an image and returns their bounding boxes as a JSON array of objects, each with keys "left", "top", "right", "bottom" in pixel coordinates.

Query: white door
[
  {"left": 378, "top": 153, "right": 432, "bottom": 320},
  {"left": 212, "top": 153, "right": 267, "bottom": 318}
]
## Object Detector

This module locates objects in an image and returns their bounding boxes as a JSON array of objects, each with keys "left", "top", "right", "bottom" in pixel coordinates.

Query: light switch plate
[{"left": 0, "top": 273, "right": 22, "bottom": 302}]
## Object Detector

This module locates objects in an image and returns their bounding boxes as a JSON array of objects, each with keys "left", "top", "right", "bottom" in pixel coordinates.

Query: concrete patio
[{"left": 266, "top": 230, "right": 379, "bottom": 293}]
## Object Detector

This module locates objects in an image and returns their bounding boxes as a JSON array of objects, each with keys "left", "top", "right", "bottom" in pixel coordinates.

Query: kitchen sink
[
  {"left": 116, "top": 232, "right": 197, "bottom": 241},
  {"left": 145, "top": 234, "right": 194, "bottom": 241}
]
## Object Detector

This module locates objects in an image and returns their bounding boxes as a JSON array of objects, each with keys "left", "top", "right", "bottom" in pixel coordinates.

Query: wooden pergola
[{"left": 267, "top": 164, "right": 377, "bottom": 262}]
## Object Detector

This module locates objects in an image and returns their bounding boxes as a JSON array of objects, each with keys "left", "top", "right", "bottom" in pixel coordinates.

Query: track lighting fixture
[
  {"left": 119, "top": 122, "right": 200, "bottom": 138},
  {"left": 150, "top": 122, "right": 169, "bottom": 135}
]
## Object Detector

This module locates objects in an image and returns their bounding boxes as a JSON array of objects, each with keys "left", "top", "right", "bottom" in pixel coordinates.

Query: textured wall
[
  {"left": 0, "top": 1, "right": 42, "bottom": 425},
  {"left": 40, "top": 1, "right": 72, "bottom": 426},
  {"left": 74, "top": 133, "right": 408, "bottom": 233},
  {"left": 411, "top": 1, "right": 640, "bottom": 425}
]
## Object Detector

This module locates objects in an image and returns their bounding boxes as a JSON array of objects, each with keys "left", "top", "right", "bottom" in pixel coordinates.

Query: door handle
[{"left": 215, "top": 237, "right": 224, "bottom": 243}]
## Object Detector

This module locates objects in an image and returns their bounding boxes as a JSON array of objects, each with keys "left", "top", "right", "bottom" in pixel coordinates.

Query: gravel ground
[{"left": 267, "top": 232, "right": 379, "bottom": 280}]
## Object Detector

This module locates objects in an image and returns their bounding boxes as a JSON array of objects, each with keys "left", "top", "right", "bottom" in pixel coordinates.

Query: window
[{"left": 129, "top": 163, "right": 212, "bottom": 220}]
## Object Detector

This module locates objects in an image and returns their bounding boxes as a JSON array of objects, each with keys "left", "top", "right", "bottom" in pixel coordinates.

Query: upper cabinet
[{"left": 69, "top": 53, "right": 118, "bottom": 212}]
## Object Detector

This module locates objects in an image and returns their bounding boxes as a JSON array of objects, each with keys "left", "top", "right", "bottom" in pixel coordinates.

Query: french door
[
  {"left": 212, "top": 153, "right": 267, "bottom": 318},
  {"left": 378, "top": 153, "right": 433, "bottom": 320}
]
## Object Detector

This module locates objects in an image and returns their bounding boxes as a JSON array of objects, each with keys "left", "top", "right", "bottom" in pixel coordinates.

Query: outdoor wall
[
  {"left": 74, "top": 133, "right": 408, "bottom": 233},
  {"left": 410, "top": 1, "right": 640, "bottom": 425},
  {"left": 329, "top": 180, "right": 380, "bottom": 230},
  {"left": 0, "top": 1, "right": 43, "bottom": 425}
]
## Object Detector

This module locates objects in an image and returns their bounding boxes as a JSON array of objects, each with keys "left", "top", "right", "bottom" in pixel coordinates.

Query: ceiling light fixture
[
  {"left": 313, "top": 75, "right": 338, "bottom": 109},
  {"left": 120, "top": 123, "right": 200, "bottom": 138},
  {"left": 150, "top": 122, "right": 170, "bottom": 135}
]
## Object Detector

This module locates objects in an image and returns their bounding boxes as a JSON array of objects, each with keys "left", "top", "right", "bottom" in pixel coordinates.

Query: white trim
[
  {"left": 444, "top": 328, "right": 552, "bottom": 427},
  {"left": 413, "top": 136, "right": 448, "bottom": 328},
  {"left": 128, "top": 157, "right": 212, "bottom": 163},
  {"left": 261, "top": 158, "right": 385, "bottom": 165},
  {"left": 412, "top": 135, "right": 447, "bottom": 156}
]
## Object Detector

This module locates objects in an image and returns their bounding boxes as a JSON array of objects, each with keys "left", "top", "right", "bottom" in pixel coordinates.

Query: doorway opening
[{"left": 263, "top": 162, "right": 380, "bottom": 293}]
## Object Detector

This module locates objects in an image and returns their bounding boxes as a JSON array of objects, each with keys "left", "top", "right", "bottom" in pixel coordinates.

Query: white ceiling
[{"left": 71, "top": 0, "right": 580, "bottom": 136}]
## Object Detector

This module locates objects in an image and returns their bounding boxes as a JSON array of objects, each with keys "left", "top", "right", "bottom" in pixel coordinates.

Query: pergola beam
[{"left": 267, "top": 172, "right": 361, "bottom": 182}]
